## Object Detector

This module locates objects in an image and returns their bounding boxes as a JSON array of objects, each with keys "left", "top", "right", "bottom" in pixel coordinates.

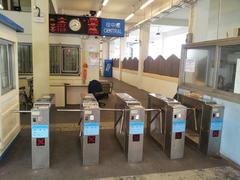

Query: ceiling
[{"left": 55, "top": 0, "right": 190, "bottom": 30}]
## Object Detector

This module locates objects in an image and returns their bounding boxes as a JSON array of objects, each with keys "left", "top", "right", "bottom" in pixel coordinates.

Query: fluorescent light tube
[
  {"left": 97, "top": 10, "right": 102, "bottom": 17},
  {"left": 102, "top": 0, "right": 109, "bottom": 6},
  {"left": 125, "top": 13, "right": 134, "bottom": 21},
  {"left": 140, "top": 0, "right": 154, "bottom": 10}
]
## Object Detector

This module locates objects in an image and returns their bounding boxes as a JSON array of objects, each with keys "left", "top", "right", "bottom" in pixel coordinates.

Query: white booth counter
[{"left": 0, "top": 13, "right": 24, "bottom": 159}]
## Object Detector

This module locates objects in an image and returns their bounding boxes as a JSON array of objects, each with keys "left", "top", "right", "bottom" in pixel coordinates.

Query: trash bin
[{"left": 104, "top": 59, "right": 112, "bottom": 77}]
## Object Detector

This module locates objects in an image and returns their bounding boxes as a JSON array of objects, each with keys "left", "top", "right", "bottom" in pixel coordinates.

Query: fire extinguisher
[{"left": 82, "top": 63, "right": 88, "bottom": 84}]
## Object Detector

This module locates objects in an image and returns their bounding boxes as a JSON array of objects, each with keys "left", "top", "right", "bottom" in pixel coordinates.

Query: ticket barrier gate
[
  {"left": 176, "top": 93, "right": 224, "bottom": 156},
  {"left": 147, "top": 93, "right": 187, "bottom": 159},
  {"left": 31, "top": 94, "right": 55, "bottom": 169},
  {"left": 79, "top": 94, "right": 100, "bottom": 166},
  {"left": 114, "top": 93, "right": 145, "bottom": 163}
]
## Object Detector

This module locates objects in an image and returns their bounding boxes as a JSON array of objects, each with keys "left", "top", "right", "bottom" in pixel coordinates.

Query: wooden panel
[
  {"left": 122, "top": 57, "right": 139, "bottom": 71},
  {"left": 143, "top": 54, "right": 180, "bottom": 78},
  {"left": 112, "top": 58, "right": 119, "bottom": 67}
]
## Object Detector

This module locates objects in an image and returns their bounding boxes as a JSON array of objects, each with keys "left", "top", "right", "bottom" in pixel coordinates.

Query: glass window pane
[
  {"left": 184, "top": 47, "right": 216, "bottom": 87},
  {"left": 18, "top": 44, "right": 32, "bottom": 74},
  {"left": 217, "top": 45, "right": 240, "bottom": 94},
  {"left": 0, "top": 43, "right": 14, "bottom": 95},
  {"left": 0, "top": 44, "right": 10, "bottom": 91},
  {"left": 62, "top": 47, "right": 79, "bottom": 73},
  {"left": 50, "top": 46, "right": 61, "bottom": 74}
]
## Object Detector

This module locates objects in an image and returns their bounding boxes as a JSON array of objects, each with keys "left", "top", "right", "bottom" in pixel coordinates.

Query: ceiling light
[
  {"left": 140, "top": 0, "right": 154, "bottom": 10},
  {"left": 125, "top": 13, "right": 134, "bottom": 21},
  {"left": 102, "top": 0, "right": 109, "bottom": 6},
  {"left": 96, "top": 10, "right": 102, "bottom": 17},
  {"left": 0, "top": 4, "right": 3, "bottom": 10}
]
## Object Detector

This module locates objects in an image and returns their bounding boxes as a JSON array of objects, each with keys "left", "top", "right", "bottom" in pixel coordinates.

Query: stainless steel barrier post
[
  {"left": 79, "top": 94, "right": 100, "bottom": 165},
  {"left": 148, "top": 93, "right": 187, "bottom": 159},
  {"left": 114, "top": 93, "right": 145, "bottom": 162},
  {"left": 31, "top": 94, "right": 55, "bottom": 169}
]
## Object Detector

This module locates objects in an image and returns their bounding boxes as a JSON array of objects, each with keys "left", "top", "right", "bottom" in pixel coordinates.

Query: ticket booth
[{"left": 0, "top": 14, "right": 24, "bottom": 159}]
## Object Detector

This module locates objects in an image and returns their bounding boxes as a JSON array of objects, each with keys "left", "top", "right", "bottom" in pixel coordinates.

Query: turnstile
[
  {"left": 176, "top": 93, "right": 224, "bottom": 156},
  {"left": 31, "top": 94, "right": 55, "bottom": 169},
  {"left": 114, "top": 93, "right": 145, "bottom": 162},
  {"left": 79, "top": 94, "right": 100, "bottom": 165},
  {"left": 147, "top": 93, "right": 187, "bottom": 159}
]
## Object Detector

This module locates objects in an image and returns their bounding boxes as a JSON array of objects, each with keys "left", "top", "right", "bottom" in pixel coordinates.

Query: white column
[
  {"left": 119, "top": 37, "right": 126, "bottom": 80},
  {"left": 31, "top": 0, "right": 50, "bottom": 99},
  {"left": 138, "top": 23, "right": 150, "bottom": 88}
]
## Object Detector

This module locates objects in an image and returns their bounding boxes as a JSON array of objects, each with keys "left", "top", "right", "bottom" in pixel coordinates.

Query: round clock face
[{"left": 69, "top": 19, "right": 81, "bottom": 31}]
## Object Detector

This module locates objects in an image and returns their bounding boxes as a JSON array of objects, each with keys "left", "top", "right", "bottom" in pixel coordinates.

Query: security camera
[{"left": 90, "top": 10, "right": 97, "bottom": 17}]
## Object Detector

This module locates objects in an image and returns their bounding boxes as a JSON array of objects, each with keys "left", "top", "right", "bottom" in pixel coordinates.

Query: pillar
[
  {"left": 31, "top": 0, "right": 50, "bottom": 99},
  {"left": 138, "top": 23, "right": 150, "bottom": 88},
  {"left": 119, "top": 37, "right": 126, "bottom": 80}
]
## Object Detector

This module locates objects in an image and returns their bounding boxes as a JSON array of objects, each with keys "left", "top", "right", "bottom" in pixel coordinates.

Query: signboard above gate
[
  {"left": 49, "top": 14, "right": 125, "bottom": 37},
  {"left": 101, "top": 18, "right": 125, "bottom": 37}
]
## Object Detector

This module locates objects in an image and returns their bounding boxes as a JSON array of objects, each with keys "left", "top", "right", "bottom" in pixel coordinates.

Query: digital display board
[{"left": 49, "top": 14, "right": 124, "bottom": 37}]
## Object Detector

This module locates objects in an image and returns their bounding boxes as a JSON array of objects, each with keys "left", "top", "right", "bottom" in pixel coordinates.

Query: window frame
[
  {"left": 50, "top": 44, "right": 80, "bottom": 76},
  {"left": 0, "top": 38, "right": 15, "bottom": 96},
  {"left": 179, "top": 37, "right": 240, "bottom": 104}
]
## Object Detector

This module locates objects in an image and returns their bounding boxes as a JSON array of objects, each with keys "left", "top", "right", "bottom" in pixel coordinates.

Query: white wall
[
  {"left": 1, "top": 10, "right": 101, "bottom": 87},
  {"left": 120, "top": 70, "right": 178, "bottom": 97},
  {"left": 191, "top": 0, "right": 240, "bottom": 42},
  {"left": 0, "top": 23, "right": 20, "bottom": 158},
  {"left": 112, "top": 67, "right": 120, "bottom": 80},
  {"left": 141, "top": 73, "right": 178, "bottom": 97},
  {"left": 121, "top": 70, "right": 138, "bottom": 86},
  {"left": 1, "top": 10, "right": 100, "bottom": 106}
]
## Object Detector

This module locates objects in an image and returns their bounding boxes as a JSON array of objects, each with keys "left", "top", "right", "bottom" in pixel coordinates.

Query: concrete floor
[{"left": 1, "top": 77, "right": 240, "bottom": 180}]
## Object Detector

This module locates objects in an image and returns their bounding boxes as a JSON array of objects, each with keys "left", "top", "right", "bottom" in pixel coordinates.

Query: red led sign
[{"left": 36, "top": 138, "right": 45, "bottom": 146}]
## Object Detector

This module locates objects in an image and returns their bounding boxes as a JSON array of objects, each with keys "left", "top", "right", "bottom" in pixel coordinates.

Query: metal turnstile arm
[
  {"left": 119, "top": 110, "right": 125, "bottom": 135},
  {"left": 13, "top": 110, "right": 31, "bottom": 113}
]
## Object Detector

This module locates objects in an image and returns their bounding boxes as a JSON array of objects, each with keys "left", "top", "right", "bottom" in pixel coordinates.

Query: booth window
[
  {"left": 18, "top": 43, "right": 32, "bottom": 74},
  {"left": 50, "top": 45, "right": 80, "bottom": 75},
  {"left": 0, "top": 40, "right": 15, "bottom": 95},
  {"left": 217, "top": 45, "right": 240, "bottom": 94},
  {"left": 183, "top": 47, "right": 216, "bottom": 87}
]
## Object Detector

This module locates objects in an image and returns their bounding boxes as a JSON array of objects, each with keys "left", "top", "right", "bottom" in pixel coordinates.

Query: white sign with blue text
[
  {"left": 129, "top": 122, "right": 144, "bottom": 135},
  {"left": 32, "top": 125, "right": 49, "bottom": 138},
  {"left": 84, "top": 122, "right": 100, "bottom": 136},
  {"left": 101, "top": 18, "right": 125, "bottom": 37}
]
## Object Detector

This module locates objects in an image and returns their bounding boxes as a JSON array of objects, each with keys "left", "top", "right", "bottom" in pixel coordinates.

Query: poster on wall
[
  {"left": 88, "top": 52, "right": 99, "bottom": 67},
  {"left": 184, "top": 59, "right": 196, "bottom": 72},
  {"left": 101, "top": 18, "right": 125, "bottom": 37}
]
